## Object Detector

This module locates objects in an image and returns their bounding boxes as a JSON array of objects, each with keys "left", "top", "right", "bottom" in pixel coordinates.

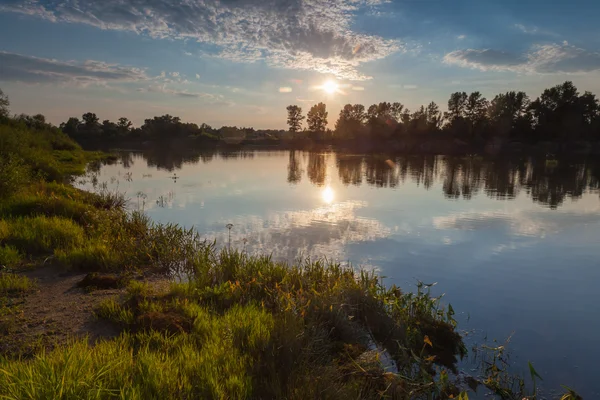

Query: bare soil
[{"left": 0, "top": 266, "right": 169, "bottom": 357}]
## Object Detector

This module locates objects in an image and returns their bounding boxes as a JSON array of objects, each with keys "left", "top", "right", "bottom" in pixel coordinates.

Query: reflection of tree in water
[
  {"left": 523, "top": 159, "right": 595, "bottom": 209},
  {"left": 336, "top": 154, "right": 363, "bottom": 186},
  {"left": 218, "top": 150, "right": 255, "bottom": 160},
  {"left": 333, "top": 154, "right": 600, "bottom": 208},
  {"left": 130, "top": 148, "right": 600, "bottom": 209},
  {"left": 118, "top": 152, "right": 134, "bottom": 169},
  {"left": 287, "top": 151, "right": 303, "bottom": 184},
  {"left": 364, "top": 156, "right": 399, "bottom": 188},
  {"left": 307, "top": 153, "right": 327, "bottom": 186}
]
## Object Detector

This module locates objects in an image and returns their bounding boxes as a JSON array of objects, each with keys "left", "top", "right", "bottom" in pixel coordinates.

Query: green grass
[
  {"left": 0, "top": 245, "right": 21, "bottom": 267},
  {"left": 0, "top": 273, "right": 35, "bottom": 295},
  {"left": 0, "top": 216, "right": 84, "bottom": 255}
]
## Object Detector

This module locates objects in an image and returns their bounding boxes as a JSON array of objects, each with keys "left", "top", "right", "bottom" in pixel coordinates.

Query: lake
[{"left": 78, "top": 149, "right": 600, "bottom": 397}]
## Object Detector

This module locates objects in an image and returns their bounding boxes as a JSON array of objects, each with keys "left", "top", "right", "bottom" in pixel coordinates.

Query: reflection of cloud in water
[
  {"left": 433, "top": 208, "right": 600, "bottom": 238},
  {"left": 204, "top": 201, "right": 391, "bottom": 261}
]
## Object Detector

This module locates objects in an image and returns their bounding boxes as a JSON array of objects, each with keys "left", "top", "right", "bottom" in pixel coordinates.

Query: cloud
[
  {"left": 0, "top": 51, "right": 147, "bottom": 85},
  {"left": 138, "top": 84, "right": 228, "bottom": 103},
  {"left": 1, "top": 0, "right": 401, "bottom": 81},
  {"left": 403, "top": 84, "right": 418, "bottom": 89},
  {"left": 351, "top": 86, "right": 365, "bottom": 91},
  {"left": 279, "top": 87, "right": 293, "bottom": 93},
  {"left": 457, "top": 35, "right": 466, "bottom": 40},
  {"left": 296, "top": 98, "right": 316, "bottom": 103},
  {"left": 514, "top": 23, "right": 538, "bottom": 35},
  {"left": 195, "top": 74, "right": 200, "bottom": 79},
  {"left": 443, "top": 43, "right": 600, "bottom": 74}
]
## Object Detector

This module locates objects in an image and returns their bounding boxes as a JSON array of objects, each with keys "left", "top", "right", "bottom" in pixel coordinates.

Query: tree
[
  {"left": 0, "top": 88, "right": 9, "bottom": 118},
  {"left": 102, "top": 120, "right": 119, "bottom": 138},
  {"left": 117, "top": 117, "right": 132, "bottom": 130},
  {"left": 82, "top": 112, "right": 99, "bottom": 128},
  {"left": 445, "top": 92, "right": 468, "bottom": 121},
  {"left": 307, "top": 103, "right": 328, "bottom": 136},
  {"left": 60, "top": 117, "right": 81, "bottom": 136},
  {"left": 488, "top": 91, "right": 531, "bottom": 139},
  {"left": 286, "top": 105, "right": 305, "bottom": 133},
  {"left": 530, "top": 81, "right": 585, "bottom": 141},
  {"left": 335, "top": 104, "right": 366, "bottom": 139},
  {"left": 425, "top": 102, "right": 443, "bottom": 131}
]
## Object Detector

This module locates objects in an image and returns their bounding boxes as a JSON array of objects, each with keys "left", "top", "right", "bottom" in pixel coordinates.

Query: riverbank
[{"left": 0, "top": 121, "right": 581, "bottom": 399}]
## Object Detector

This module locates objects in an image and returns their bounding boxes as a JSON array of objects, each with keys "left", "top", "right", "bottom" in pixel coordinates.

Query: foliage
[
  {"left": 286, "top": 105, "right": 305, "bottom": 133},
  {"left": 307, "top": 102, "right": 328, "bottom": 135}
]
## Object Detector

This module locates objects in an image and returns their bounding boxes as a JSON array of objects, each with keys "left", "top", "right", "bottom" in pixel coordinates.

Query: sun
[{"left": 321, "top": 80, "right": 340, "bottom": 94}]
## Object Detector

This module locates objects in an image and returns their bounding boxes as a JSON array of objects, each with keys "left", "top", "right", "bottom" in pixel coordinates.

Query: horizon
[{"left": 1, "top": 0, "right": 600, "bottom": 130}]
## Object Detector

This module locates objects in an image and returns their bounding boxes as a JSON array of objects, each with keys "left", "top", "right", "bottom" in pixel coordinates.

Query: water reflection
[{"left": 94, "top": 148, "right": 600, "bottom": 209}]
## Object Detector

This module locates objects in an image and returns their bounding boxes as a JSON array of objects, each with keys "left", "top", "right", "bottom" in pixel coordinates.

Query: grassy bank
[{"left": 0, "top": 120, "right": 580, "bottom": 399}]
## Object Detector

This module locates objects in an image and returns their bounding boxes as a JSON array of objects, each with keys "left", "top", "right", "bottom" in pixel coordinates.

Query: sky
[{"left": 1, "top": 0, "right": 600, "bottom": 129}]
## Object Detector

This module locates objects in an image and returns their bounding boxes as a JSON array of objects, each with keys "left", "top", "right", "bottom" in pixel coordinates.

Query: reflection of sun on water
[{"left": 322, "top": 186, "right": 335, "bottom": 204}]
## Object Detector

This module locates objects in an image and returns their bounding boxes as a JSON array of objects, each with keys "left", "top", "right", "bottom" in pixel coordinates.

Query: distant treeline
[
  {"left": 287, "top": 81, "right": 600, "bottom": 146},
  {"left": 2, "top": 80, "right": 600, "bottom": 153}
]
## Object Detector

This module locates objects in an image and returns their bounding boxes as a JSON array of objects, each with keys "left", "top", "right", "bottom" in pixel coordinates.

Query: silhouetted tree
[
  {"left": 488, "top": 91, "right": 532, "bottom": 140},
  {"left": 286, "top": 105, "right": 305, "bottom": 133},
  {"left": 335, "top": 104, "right": 367, "bottom": 139},
  {"left": 117, "top": 117, "right": 132, "bottom": 135},
  {"left": 102, "top": 120, "right": 118, "bottom": 138},
  {"left": 60, "top": 117, "right": 80, "bottom": 136},
  {"left": 307, "top": 103, "right": 328, "bottom": 139},
  {"left": 82, "top": 112, "right": 99, "bottom": 128}
]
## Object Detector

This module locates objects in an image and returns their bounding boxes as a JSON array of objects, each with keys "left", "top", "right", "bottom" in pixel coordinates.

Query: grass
[
  {"left": 0, "top": 246, "right": 21, "bottom": 267},
  {"left": 0, "top": 273, "right": 34, "bottom": 295}
]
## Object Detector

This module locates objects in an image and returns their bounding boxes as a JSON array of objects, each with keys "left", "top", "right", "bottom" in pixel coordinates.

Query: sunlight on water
[{"left": 322, "top": 185, "right": 335, "bottom": 204}]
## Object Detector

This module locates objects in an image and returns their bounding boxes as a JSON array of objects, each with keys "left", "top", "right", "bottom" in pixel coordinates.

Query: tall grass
[{"left": 0, "top": 216, "right": 84, "bottom": 255}]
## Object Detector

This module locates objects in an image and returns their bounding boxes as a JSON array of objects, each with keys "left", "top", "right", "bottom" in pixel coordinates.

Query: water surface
[{"left": 79, "top": 150, "right": 600, "bottom": 397}]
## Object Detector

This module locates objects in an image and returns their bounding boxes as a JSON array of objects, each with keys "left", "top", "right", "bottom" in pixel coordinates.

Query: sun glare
[
  {"left": 322, "top": 186, "right": 335, "bottom": 204},
  {"left": 322, "top": 80, "right": 339, "bottom": 94}
]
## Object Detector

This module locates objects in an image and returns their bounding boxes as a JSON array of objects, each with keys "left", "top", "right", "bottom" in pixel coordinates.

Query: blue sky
[{"left": 1, "top": 0, "right": 599, "bottom": 129}]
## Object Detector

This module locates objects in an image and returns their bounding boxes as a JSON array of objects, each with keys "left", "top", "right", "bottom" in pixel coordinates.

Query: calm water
[{"left": 79, "top": 150, "right": 600, "bottom": 397}]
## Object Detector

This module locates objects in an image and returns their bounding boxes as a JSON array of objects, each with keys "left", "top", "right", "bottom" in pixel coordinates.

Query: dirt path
[{"left": 1, "top": 267, "right": 123, "bottom": 356}]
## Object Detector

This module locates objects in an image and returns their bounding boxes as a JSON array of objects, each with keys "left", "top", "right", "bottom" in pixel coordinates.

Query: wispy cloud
[
  {"left": 1, "top": 0, "right": 401, "bottom": 81},
  {"left": 0, "top": 51, "right": 147, "bottom": 85},
  {"left": 138, "top": 84, "right": 230, "bottom": 104},
  {"left": 443, "top": 43, "right": 600, "bottom": 74},
  {"left": 279, "top": 87, "right": 293, "bottom": 93}
]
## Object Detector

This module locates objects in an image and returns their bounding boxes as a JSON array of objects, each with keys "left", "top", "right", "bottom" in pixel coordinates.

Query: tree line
[{"left": 287, "top": 81, "right": 600, "bottom": 144}]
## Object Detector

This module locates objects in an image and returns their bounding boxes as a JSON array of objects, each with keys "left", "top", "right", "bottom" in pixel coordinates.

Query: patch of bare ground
[{"left": 0, "top": 266, "right": 169, "bottom": 357}]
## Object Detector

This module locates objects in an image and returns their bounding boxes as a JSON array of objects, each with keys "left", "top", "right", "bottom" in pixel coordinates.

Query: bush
[{"left": 0, "top": 156, "right": 30, "bottom": 199}]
